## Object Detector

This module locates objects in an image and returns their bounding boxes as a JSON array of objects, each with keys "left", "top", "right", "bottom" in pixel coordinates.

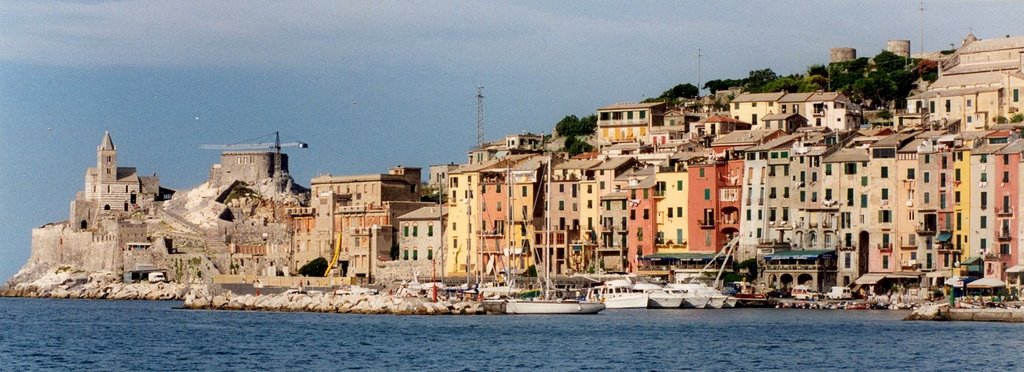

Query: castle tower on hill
[{"left": 70, "top": 131, "right": 171, "bottom": 231}]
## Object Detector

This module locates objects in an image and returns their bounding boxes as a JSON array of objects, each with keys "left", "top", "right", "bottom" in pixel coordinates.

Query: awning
[
  {"left": 962, "top": 256, "right": 982, "bottom": 265},
  {"left": 1007, "top": 265, "right": 1024, "bottom": 273},
  {"left": 936, "top": 232, "right": 952, "bottom": 242},
  {"left": 925, "top": 271, "right": 947, "bottom": 278},
  {"left": 967, "top": 277, "right": 1005, "bottom": 288},
  {"left": 763, "top": 249, "right": 836, "bottom": 260},
  {"left": 854, "top": 274, "right": 885, "bottom": 286}
]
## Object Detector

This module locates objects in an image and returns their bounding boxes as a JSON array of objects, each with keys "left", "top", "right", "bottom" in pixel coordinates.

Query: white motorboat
[
  {"left": 633, "top": 283, "right": 684, "bottom": 309},
  {"left": 502, "top": 299, "right": 606, "bottom": 314},
  {"left": 723, "top": 296, "right": 738, "bottom": 308},
  {"left": 587, "top": 279, "right": 648, "bottom": 309}
]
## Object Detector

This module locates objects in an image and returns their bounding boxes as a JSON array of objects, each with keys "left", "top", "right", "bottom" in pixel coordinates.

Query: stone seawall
[
  {"left": 906, "top": 304, "right": 1024, "bottom": 322},
  {"left": 184, "top": 290, "right": 486, "bottom": 315}
]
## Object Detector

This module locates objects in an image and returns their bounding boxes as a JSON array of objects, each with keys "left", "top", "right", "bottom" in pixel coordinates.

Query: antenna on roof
[{"left": 476, "top": 85, "right": 485, "bottom": 148}]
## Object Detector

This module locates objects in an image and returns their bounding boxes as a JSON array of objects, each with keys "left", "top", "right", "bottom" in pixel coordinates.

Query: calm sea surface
[{"left": 1, "top": 298, "right": 1022, "bottom": 371}]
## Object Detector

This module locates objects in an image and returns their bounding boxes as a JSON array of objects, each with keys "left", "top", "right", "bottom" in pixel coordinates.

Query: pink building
[
  {"left": 687, "top": 156, "right": 744, "bottom": 253},
  {"left": 625, "top": 177, "right": 658, "bottom": 272},
  {"left": 992, "top": 139, "right": 1023, "bottom": 279}
]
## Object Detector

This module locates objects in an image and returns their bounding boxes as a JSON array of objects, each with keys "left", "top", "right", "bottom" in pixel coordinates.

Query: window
[
  {"left": 428, "top": 225, "right": 434, "bottom": 237},
  {"left": 1015, "top": 89, "right": 1020, "bottom": 103},
  {"left": 668, "top": 208, "right": 674, "bottom": 218},
  {"left": 906, "top": 169, "right": 915, "bottom": 180},
  {"left": 677, "top": 180, "right": 683, "bottom": 190},
  {"left": 522, "top": 186, "right": 528, "bottom": 197},
  {"left": 643, "top": 209, "right": 649, "bottom": 219},
  {"left": 558, "top": 201, "right": 564, "bottom": 211},
  {"left": 980, "top": 216, "right": 987, "bottom": 229},
  {"left": 924, "top": 193, "right": 930, "bottom": 204},
  {"left": 825, "top": 164, "right": 832, "bottom": 176},
  {"left": 881, "top": 166, "right": 889, "bottom": 178},
  {"left": 981, "top": 192, "right": 988, "bottom": 208},
  {"left": 412, "top": 250, "right": 418, "bottom": 261},
  {"left": 699, "top": 168, "right": 705, "bottom": 177},
  {"left": 412, "top": 226, "right": 418, "bottom": 237},
  {"left": 981, "top": 173, "right": 987, "bottom": 182},
  {"left": 881, "top": 188, "right": 889, "bottom": 200},
  {"left": 403, "top": 226, "right": 409, "bottom": 237},
  {"left": 883, "top": 255, "right": 889, "bottom": 269},
  {"left": 923, "top": 172, "right": 930, "bottom": 183},
  {"left": 403, "top": 250, "right": 409, "bottom": 260},
  {"left": 427, "top": 249, "right": 433, "bottom": 260},
  {"left": 704, "top": 188, "right": 711, "bottom": 200},
  {"left": 637, "top": 227, "right": 643, "bottom": 242}
]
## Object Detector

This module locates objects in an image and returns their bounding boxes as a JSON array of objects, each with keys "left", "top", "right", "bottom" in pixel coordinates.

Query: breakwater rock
[
  {"left": 0, "top": 270, "right": 193, "bottom": 301},
  {"left": 183, "top": 291, "right": 485, "bottom": 315},
  {"left": 906, "top": 304, "right": 1024, "bottom": 322}
]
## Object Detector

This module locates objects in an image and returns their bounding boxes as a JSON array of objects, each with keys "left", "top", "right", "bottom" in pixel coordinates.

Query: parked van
[
  {"left": 826, "top": 286, "right": 852, "bottom": 300},
  {"left": 147, "top": 272, "right": 167, "bottom": 283},
  {"left": 791, "top": 285, "right": 820, "bottom": 300}
]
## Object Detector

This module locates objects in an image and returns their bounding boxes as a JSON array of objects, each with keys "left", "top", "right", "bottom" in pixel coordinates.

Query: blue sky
[{"left": 2, "top": 1, "right": 1022, "bottom": 280}]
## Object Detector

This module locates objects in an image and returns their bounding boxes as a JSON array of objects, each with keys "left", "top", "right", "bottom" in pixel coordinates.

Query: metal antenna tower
[
  {"left": 919, "top": 0, "right": 925, "bottom": 55},
  {"left": 476, "top": 85, "right": 485, "bottom": 147}
]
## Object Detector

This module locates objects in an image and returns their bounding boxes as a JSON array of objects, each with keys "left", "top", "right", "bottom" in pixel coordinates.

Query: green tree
[
  {"left": 745, "top": 68, "right": 779, "bottom": 92},
  {"left": 298, "top": 257, "right": 328, "bottom": 277},
  {"left": 703, "top": 78, "right": 745, "bottom": 94},
  {"left": 659, "top": 83, "right": 699, "bottom": 99},
  {"left": 555, "top": 114, "right": 597, "bottom": 137}
]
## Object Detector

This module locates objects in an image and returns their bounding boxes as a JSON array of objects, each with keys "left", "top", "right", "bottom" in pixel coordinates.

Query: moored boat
[
  {"left": 587, "top": 279, "right": 648, "bottom": 309},
  {"left": 633, "top": 283, "right": 684, "bottom": 309}
]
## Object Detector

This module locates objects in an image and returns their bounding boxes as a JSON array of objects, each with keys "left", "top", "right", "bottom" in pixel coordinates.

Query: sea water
[{"left": 1, "top": 298, "right": 1021, "bottom": 370}]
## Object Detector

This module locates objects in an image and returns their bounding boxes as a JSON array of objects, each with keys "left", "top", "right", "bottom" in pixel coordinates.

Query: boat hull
[
  {"left": 503, "top": 300, "right": 605, "bottom": 314},
  {"left": 648, "top": 294, "right": 684, "bottom": 309},
  {"left": 707, "top": 296, "right": 727, "bottom": 309},
  {"left": 601, "top": 294, "right": 649, "bottom": 309},
  {"left": 682, "top": 296, "right": 710, "bottom": 309},
  {"left": 723, "top": 297, "right": 738, "bottom": 308}
]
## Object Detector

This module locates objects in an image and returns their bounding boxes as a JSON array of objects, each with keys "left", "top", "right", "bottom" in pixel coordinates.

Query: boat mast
[{"left": 544, "top": 153, "right": 553, "bottom": 298}]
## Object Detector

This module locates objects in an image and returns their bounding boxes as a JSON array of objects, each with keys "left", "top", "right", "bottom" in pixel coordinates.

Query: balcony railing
[
  {"left": 698, "top": 220, "right": 715, "bottom": 229},
  {"left": 877, "top": 243, "right": 893, "bottom": 251},
  {"left": 997, "top": 207, "right": 1014, "bottom": 217},
  {"left": 916, "top": 223, "right": 935, "bottom": 235},
  {"left": 998, "top": 229, "right": 1012, "bottom": 241}
]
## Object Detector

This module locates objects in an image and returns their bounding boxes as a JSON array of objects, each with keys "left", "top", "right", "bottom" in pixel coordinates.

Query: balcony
[
  {"left": 998, "top": 229, "right": 1012, "bottom": 241},
  {"left": 839, "top": 243, "right": 856, "bottom": 251},
  {"left": 698, "top": 219, "right": 715, "bottom": 229},
  {"left": 916, "top": 223, "right": 935, "bottom": 235},
  {"left": 997, "top": 207, "right": 1014, "bottom": 217},
  {"left": 877, "top": 243, "right": 893, "bottom": 252}
]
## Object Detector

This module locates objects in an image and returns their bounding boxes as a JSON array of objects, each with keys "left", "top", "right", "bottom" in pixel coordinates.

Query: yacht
[
  {"left": 501, "top": 298, "right": 606, "bottom": 314},
  {"left": 586, "top": 279, "right": 648, "bottom": 309},
  {"left": 666, "top": 283, "right": 711, "bottom": 309},
  {"left": 632, "top": 283, "right": 684, "bottom": 309}
]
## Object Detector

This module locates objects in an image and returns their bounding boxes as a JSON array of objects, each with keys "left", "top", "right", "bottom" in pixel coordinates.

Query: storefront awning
[
  {"left": 1007, "top": 265, "right": 1024, "bottom": 273},
  {"left": 962, "top": 256, "right": 982, "bottom": 265},
  {"left": 967, "top": 277, "right": 1005, "bottom": 288},
  {"left": 763, "top": 249, "right": 836, "bottom": 260},
  {"left": 925, "top": 271, "right": 947, "bottom": 278},
  {"left": 854, "top": 274, "right": 885, "bottom": 286},
  {"left": 936, "top": 232, "right": 952, "bottom": 242}
]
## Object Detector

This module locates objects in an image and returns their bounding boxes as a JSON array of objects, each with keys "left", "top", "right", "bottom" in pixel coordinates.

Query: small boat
[
  {"left": 633, "top": 283, "right": 684, "bottom": 309},
  {"left": 587, "top": 279, "right": 648, "bottom": 309},
  {"left": 666, "top": 283, "right": 710, "bottom": 309},
  {"left": 501, "top": 298, "right": 606, "bottom": 314}
]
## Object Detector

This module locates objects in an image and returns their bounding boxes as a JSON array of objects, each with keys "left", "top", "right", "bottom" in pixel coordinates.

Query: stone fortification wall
[
  {"left": 24, "top": 223, "right": 119, "bottom": 275},
  {"left": 374, "top": 260, "right": 434, "bottom": 285},
  {"left": 211, "top": 152, "right": 286, "bottom": 188}
]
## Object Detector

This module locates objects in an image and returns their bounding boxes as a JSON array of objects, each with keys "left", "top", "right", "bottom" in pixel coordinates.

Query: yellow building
[
  {"left": 953, "top": 143, "right": 972, "bottom": 274},
  {"left": 730, "top": 92, "right": 786, "bottom": 130},
  {"left": 597, "top": 102, "right": 666, "bottom": 146},
  {"left": 655, "top": 167, "right": 688, "bottom": 253}
]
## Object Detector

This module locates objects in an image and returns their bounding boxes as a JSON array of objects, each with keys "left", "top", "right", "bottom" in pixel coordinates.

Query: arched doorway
[
  {"left": 80, "top": 220, "right": 87, "bottom": 230},
  {"left": 798, "top": 273, "right": 814, "bottom": 285},
  {"left": 780, "top": 274, "right": 794, "bottom": 291}
]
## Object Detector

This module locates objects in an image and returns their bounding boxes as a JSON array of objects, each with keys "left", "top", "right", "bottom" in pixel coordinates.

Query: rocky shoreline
[
  {"left": 0, "top": 270, "right": 193, "bottom": 301},
  {"left": 183, "top": 290, "right": 486, "bottom": 315}
]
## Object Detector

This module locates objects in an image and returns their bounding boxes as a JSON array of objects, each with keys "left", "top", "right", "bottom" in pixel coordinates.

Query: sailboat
[{"left": 499, "top": 153, "right": 604, "bottom": 314}]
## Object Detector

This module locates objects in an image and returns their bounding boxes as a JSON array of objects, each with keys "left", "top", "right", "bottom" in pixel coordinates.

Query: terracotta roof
[
  {"left": 824, "top": 148, "right": 870, "bottom": 163},
  {"left": 699, "top": 115, "right": 748, "bottom": 124},
  {"left": 398, "top": 205, "right": 448, "bottom": 220},
  {"left": 598, "top": 102, "right": 666, "bottom": 110},
  {"left": 732, "top": 92, "right": 786, "bottom": 103},
  {"left": 778, "top": 92, "right": 813, "bottom": 103},
  {"left": 745, "top": 134, "right": 803, "bottom": 152},
  {"left": 762, "top": 113, "right": 806, "bottom": 121}
]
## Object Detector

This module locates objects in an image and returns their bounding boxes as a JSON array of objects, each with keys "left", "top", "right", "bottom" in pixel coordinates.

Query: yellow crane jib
[{"left": 324, "top": 232, "right": 343, "bottom": 276}]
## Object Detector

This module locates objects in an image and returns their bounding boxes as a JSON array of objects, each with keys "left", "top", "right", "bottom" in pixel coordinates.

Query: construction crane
[{"left": 200, "top": 131, "right": 309, "bottom": 192}]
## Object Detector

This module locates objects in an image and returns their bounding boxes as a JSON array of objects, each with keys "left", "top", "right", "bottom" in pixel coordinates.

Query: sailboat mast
[{"left": 544, "top": 153, "right": 553, "bottom": 297}]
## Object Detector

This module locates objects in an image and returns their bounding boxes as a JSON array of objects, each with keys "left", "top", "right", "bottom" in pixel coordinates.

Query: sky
[{"left": 2, "top": 0, "right": 1023, "bottom": 281}]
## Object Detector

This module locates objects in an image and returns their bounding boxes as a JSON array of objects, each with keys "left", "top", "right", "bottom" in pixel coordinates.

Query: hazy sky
[{"left": 2, "top": 1, "right": 1022, "bottom": 280}]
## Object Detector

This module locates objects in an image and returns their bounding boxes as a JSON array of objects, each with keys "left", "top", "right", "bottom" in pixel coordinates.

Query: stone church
[{"left": 69, "top": 131, "right": 172, "bottom": 231}]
